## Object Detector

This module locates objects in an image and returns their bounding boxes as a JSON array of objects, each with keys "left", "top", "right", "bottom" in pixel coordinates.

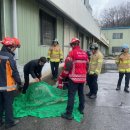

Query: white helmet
[
  {"left": 90, "top": 43, "right": 98, "bottom": 50},
  {"left": 53, "top": 38, "right": 59, "bottom": 43}
]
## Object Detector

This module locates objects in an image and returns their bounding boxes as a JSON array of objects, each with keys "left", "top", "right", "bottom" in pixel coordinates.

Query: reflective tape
[
  {"left": 0, "top": 86, "right": 16, "bottom": 90},
  {"left": 0, "top": 55, "right": 9, "bottom": 59},
  {"left": 73, "top": 60, "right": 87, "bottom": 63}
]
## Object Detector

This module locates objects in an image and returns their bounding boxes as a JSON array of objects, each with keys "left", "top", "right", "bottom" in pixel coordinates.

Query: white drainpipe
[{"left": 12, "top": 0, "right": 19, "bottom": 61}]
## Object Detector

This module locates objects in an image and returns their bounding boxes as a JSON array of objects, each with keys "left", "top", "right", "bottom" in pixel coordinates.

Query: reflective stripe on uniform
[
  {"left": 0, "top": 85, "right": 16, "bottom": 90},
  {"left": 69, "top": 73, "right": 86, "bottom": 78},
  {"left": 0, "top": 55, "right": 9, "bottom": 59},
  {"left": 73, "top": 60, "right": 87, "bottom": 63},
  {"left": 119, "top": 68, "right": 130, "bottom": 72},
  {"left": 59, "top": 76, "right": 63, "bottom": 79},
  {"left": 116, "top": 53, "right": 130, "bottom": 72},
  {"left": 118, "top": 61, "right": 130, "bottom": 72},
  {"left": 58, "top": 84, "right": 63, "bottom": 86},
  {"left": 121, "top": 60, "right": 130, "bottom": 63},
  {"left": 48, "top": 46, "right": 63, "bottom": 62},
  {"left": 70, "top": 77, "right": 86, "bottom": 82},
  {"left": 69, "top": 59, "right": 87, "bottom": 83},
  {"left": 63, "top": 70, "right": 69, "bottom": 74},
  {"left": 89, "top": 51, "right": 103, "bottom": 75}
]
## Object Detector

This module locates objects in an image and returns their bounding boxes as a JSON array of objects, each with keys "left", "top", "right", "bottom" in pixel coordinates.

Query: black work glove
[
  {"left": 62, "top": 77, "right": 69, "bottom": 82},
  {"left": 60, "top": 59, "right": 63, "bottom": 63},
  {"left": 92, "top": 73, "right": 97, "bottom": 76},
  {"left": 47, "top": 58, "right": 50, "bottom": 63},
  {"left": 17, "top": 83, "right": 23, "bottom": 92}
]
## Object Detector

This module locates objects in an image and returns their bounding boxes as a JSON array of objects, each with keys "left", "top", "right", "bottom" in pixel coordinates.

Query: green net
[{"left": 13, "top": 82, "right": 83, "bottom": 122}]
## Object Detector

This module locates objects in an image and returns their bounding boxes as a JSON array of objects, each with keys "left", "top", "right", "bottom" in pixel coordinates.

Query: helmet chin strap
[
  {"left": 5, "top": 46, "right": 15, "bottom": 53},
  {"left": 5, "top": 46, "right": 11, "bottom": 52}
]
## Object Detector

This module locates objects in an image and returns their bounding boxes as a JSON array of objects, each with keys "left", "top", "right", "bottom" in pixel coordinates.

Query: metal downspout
[
  {"left": 3, "top": 0, "right": 6, "bottom": 36},
  {"left": 12, "top": 0, "right": 19, "bottom": 61}
]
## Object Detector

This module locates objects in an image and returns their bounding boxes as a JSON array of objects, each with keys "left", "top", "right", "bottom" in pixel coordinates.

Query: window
[
  {"left": 113, "top": 33, "right": 123, "bottom": 39},
  {"left": 112, "top": 46, "right": 122, "bottom": 53},
  {"left": 40, "top": 10, "right": 56, "bottom": 45}
]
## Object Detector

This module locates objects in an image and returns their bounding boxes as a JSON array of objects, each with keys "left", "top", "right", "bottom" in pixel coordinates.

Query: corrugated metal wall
[
  {"left": 63, "top": 20, "right": 77, "bottom": 58},
  {"left": 4, "top": 0, "right": 12, "bottom": 37},
  {"left": 16, "top": 0, "right": 65, "bottom": 64},
  {"left": 17, "top": 0, "right": 49, "bottom": 64}
]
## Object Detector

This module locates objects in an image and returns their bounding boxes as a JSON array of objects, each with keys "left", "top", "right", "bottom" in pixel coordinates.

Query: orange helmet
[
  {"left": 70, "top": 38, "right": 80, "bottom": 45},
  {"left": 0, "top": 37, "right": 21, "bottom": 48}
]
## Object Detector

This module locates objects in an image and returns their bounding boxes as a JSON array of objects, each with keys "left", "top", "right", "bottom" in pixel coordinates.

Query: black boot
[
  {"left": 61, "top": 113, "right": 73, "bottom": 120},
  {"left": 5, "top": 120, "right": 19, "bottom": 129},
  {"left": 116, "top": 86, "right": 120, "bottom": 91},
  {"left": 86, "top": 92, "right": 92, "bottom": 97},
  {"left": 124, "top": 88, "right": 129, "bottom": 93},
  {"left": 0, "top": 121, "right": 4, "bottom": 127},
  {"left": 78, "top": 108, "right": 84, "bottom": 114},
  {"left": 89, "top": 94, "right": 97, "bottom": 99}
]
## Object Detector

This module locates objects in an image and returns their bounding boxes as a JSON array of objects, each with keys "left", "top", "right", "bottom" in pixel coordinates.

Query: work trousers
[
  {"left": 0, "top": 91, "right": 15, "bottom": 124},
  {"left": 22, "top": 73, "right": 29, "bottom": 92},
  {"left": 117, "top": 72, "right": 130, "bottom": 88},
  {"left": 87, "top": 74, "right": 98, "bottom": 95},
  {"left": 50, "top": 62, "right": 59, "bottom": 79},
  {"left": 66, "top": 79, "right": 85, "bottom": 115}
]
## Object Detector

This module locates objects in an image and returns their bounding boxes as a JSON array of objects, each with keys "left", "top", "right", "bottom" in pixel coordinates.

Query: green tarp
[{"left": 13, "top": 82, "right": 83, "bottom": 122}]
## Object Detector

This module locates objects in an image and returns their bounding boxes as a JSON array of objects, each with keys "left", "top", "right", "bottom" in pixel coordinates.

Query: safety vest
[
  {"left": 68, "top": 46, "right": 88, "bottom": 83},
  {"left": 47, "top": 45, "right": 63, "bottom": 62},
  {"left": 0, "top": 55, "right": 16, "bottom": 92},
  {"left": 116, "top": 52, "right": 130, "bottom": 72},
  {"left": 89, "top": 50, "right": 103, "bottom": 75}
]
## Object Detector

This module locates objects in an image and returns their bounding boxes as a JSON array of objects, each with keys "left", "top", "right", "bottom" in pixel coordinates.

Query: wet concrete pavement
[{"left": 0, "top": 70, "right": 130, "bottom": 130}]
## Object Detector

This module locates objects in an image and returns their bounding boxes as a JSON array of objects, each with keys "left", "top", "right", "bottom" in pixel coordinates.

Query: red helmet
[
  {"left": 0, "top": 37, "right": 21, "bottom": 48},
  {"left": 70, "top": 38, "right": 80, "bottom": 45},
  {"left": 0, "top": 37, "right": 13, "bottom": 46},
  {"left": 12, "top": 37, "right": 21, "bottom": 48}
]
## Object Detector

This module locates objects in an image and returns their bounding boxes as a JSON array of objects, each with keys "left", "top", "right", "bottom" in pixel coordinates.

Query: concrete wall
[
  {"left": 102, "top": 27, "right": 130, "bottom": 55},
  {"left": 47, "top": 0, "right": 101, "bottom": 39}
]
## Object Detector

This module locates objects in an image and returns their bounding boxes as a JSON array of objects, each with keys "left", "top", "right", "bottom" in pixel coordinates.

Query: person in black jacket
[
  {"left": 22, "top": 57, "right": 46, "bottom": 94},
  {"left": 0, "top": 37, "right": 22, "bottom": 129}
]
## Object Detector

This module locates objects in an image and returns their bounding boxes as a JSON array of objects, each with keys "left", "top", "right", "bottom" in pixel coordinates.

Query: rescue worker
[
  {"left": 86, "top": 43, "right": 103, "bottom": 99},
  {"left": 47, "top": 39, "right": 63, "bottom": 81},
  {"left": 22, "top": 57, "right": 47, "bottom": 94},
  {"left": 58, "top": 38, "right": 88, "bottom": 120},
  {"left": 86, "top": 48, "right": 92, "bottom": 61},
  {"left": 116, "top": 44, "right": 130, "bottom": 93},
  {"left": 86, "top": 47, "right": 92, "bottom": 85},
  {"left": 57, "top": 56, "right": 70, "bottom": 89},
  {"left": 0, "top": 37, "right": 22, "bottom": 129}
]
